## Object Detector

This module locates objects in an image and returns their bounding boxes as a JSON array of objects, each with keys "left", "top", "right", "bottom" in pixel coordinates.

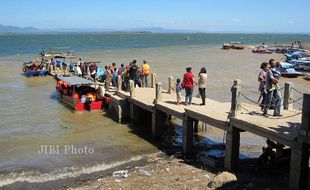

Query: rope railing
[
  {"left": 288, "top": 97, "right": 303, "bottom": 104},
  {"left": 291, "top": 87, "right": 304, "bottom": 95},
  {"left": 239, "top": 92, "right": 260, "bottom": 105},
  {"left": 231, "top": 81, "right": 306, "bottom": 120},
  {"left": 240, "top": 85, "right": 260, "bottom": 95},
  {"left": 240, "top": 86, "right": 304, "bottom": 107},
  {"left": 238, "top": 101, "right": 302, "bottom": 119}
]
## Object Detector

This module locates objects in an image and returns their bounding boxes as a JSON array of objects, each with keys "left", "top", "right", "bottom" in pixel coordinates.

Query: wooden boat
[
  {"left": 40, "top": 50, "right": 76, "bottom": 57},
  {"left": 222, "top": 42, "right": 245, "bottom": 50},
  {"left": 290, "top": 59, "right": 310, "bottom": 71},
  {"left": 229, "top": 42, "right": 245, "bottom": 49},
  {"left": 279, "top": 62, "right": 303, "bottom": 78},
  {"left": 222, "top": 43, "right": 230, "bottom": 50},
  {"left": 22, "top": 60, "right": 48, "bottom": 77},
  {"left": 56, "top": 76, "right": 110, "bottom": 111},
  {"left": 252, "top": 46, "right": 273, "bottom": 54}
]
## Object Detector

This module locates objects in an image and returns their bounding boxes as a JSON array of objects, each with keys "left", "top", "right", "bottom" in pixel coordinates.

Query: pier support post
[
  {"left": 225, "top": 125, "right": 240, "bottom": 171},
  {"left": 129, "top": 80, "right": 135, "bottom": 98},
  {"left": 117, "top": 76, "right": 122, "bottom": 91},
  {"left": 290, "top": 93, "right": 310, "bottom": 190},
  {"left": 289, "top": 143, "right": 309, "bottom": 190},
  {"left": 193, "top": 120, "right": 199, "bottom": 133},
  {"left": 154, "top": 82, "right": 162, "bottom": 104},
  {"left": 284, "top": 82, "right": 293, "bottom": 110},
  {"left": 130, "top": 103, "right": 140, "bottom": 124},
  {"left": 183, "top": 116, "right": 194, "bottom": 154},
  {"left": 199, "top": 122, "right": 208, "bottom": 132},
  {"left": 151, "top": 73, "right": 157, "bottom": 88},
  {"left": 168, "top": 76, "right": 175, "bottom": 94},
  {"left": 299, "top": 94, "right": 310, "bottom": 138},
  {"left": 230, "top": 79, "right": 241, "bottom": 117},
  {"left": 152, "top": 109, "right": 166, "bottom": 140}
]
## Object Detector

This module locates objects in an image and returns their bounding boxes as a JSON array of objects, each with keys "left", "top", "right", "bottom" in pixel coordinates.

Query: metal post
[
  {"left": 168, "top": 76, "right": 175, "bottom": 94},
  {"left": 283, "top": 82, "right": 293, "bottom": 110},
  {"left": 230, "top": 79, "right": 241, "bottom": 117},
  {"left": 154, "top": 82, "right": 162, "bottom": 104}
]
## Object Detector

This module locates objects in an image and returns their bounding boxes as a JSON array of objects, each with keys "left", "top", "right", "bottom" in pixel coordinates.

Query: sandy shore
[{"left": 70, "top": 152, "right": 289, "bottom": 190}]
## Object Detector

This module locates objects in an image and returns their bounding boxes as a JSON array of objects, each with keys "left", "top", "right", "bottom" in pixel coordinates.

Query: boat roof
[
  {"left": 58, "top": 76, "right": 95, "bottom": 85},
  {"left": 230, "top": 42, "right": 243, "bottom": 44}
]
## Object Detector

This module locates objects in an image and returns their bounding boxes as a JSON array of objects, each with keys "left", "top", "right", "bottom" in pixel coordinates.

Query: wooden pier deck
[{"left": 105, "top": 76, "right": 309, "bottom": 190}]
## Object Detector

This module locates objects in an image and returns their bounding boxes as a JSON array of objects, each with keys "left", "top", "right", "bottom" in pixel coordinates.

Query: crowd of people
[
  {"left": 71, "top": 58, "right": 284, "bottom": 114},
  {"left": 258, "top": 59, "right": 282, "bottom": 117},
  {"left": 74, "top": 59, "right": 151, "bottom": 90}
]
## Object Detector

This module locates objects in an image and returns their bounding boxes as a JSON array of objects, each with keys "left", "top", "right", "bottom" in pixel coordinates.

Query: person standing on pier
[
  {"left": 263, "top": 59, "right": 282, "bottom": 117},
  {"left": 176, "top": 78, "right": 183, "bottom": 105},
  {"left": 182, "top": 67, "right": 195, "bottom": 106},
  {"left": 76, "top": 58, "right": 82, "bottom": 77},
  {"left": 141, "top": 60, "right": 150, "bottom": 87},
  {"left": 129, "top": 60, "right": 141, "bottom": 87},
  {"left": 258, "top": 62, "right": 269, "bottom": 110},
  {"left": 198, "top": 67, "right": 207, "bottom": 106}
]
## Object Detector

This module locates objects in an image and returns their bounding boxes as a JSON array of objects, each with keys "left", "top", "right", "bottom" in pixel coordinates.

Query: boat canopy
[{"left": 58, "top": 76, "right": 95, "bottom": 85}]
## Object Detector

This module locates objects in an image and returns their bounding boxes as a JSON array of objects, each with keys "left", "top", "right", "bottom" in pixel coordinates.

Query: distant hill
[
  {"left": 0, "top": 25, "right": 41, "bottom": 33},
  {"left": 0, "top": 25, "right": 199, "bottom": 33},
  {"left": 46, "top": 27, "right": 197, "bottom": 33}
]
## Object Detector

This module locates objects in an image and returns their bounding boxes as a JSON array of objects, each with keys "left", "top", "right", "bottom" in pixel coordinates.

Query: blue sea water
[{"left": 0, "top": 33, "right": 309, "bottom": 57}]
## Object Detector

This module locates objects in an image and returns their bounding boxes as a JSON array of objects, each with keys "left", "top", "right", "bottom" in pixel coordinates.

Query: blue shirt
[{"left": 176, "top": 83, "right": 182, "bottom": 93}]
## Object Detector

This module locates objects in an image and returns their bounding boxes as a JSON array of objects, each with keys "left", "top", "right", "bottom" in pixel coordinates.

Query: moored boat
[
  {"left": 252, "top": 46, "right": 273, "bottom": 54},
  {"left": 222, "top": 43, "right": 230, "bottom": 50},
  {"left": 290, "top": 59, "right": 310, "bottom": 71},
  {"left": 22, "top": 60, "right": 48, "bottom": 77},
  {"left": 56, "top": 76, "right": 110, "bottom": 111},
  {"left": 278, "top": 62, "right": 303, "bottom": 78},
  {"left": 222, "top": 42, "right": 245, "bottom": 50}
]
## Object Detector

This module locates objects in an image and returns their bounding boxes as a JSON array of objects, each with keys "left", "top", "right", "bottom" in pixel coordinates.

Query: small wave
[{"left": 0, "top": 155, "right": 144, "bottom": 187}]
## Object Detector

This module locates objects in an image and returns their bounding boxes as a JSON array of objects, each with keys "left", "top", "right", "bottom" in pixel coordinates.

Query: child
[{"left": 176, "top": 78, "right": 183, "bottom": 105}]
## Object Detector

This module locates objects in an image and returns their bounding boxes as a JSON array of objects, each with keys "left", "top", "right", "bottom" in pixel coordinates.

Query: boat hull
[
  {"left": 57, "top": 92, "right": 110, "bottom": 111},
  {"left": 25, "top": 70, "right": 48, "bottom": 77},
  {"left": 252, "top": 50, "right": 273, "bottom": 54}
]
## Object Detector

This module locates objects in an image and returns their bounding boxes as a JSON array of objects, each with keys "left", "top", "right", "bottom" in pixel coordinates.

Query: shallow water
[{"left": 0, "top": 43, "right": 309, "bottom": 187}]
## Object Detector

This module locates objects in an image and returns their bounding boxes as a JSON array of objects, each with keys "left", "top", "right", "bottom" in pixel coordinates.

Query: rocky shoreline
[{"left": 70, "top": 152, "right": 289, "bottom": 190}]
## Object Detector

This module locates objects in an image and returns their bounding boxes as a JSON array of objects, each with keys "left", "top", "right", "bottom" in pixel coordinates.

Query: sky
[{"left": 0, "top": 0, "right": 309, "bottom": 33}]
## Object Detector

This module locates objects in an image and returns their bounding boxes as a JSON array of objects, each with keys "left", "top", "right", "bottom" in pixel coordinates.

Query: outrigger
[{"left": 56, "top": 76, "right": 110, "bottom": 111}]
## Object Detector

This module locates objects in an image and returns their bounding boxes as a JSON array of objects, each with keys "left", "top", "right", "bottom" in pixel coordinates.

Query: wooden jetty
[{"left": 105, "top": 74, "right": 309, "bottom": 190}]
